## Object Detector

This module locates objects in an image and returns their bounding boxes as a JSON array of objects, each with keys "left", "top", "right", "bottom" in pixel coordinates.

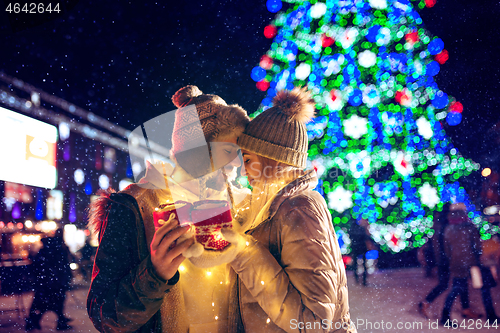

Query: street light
[{"left": 482, "top": 168, "right": 492, "bottom": 177}]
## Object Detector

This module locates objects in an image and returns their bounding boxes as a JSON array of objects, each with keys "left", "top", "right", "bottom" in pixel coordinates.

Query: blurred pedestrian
[
  {"left": 419, "top": 203, "right": 451, "bottom": 318},
  {"left": 477, "top": 233, "right": 499, "bottom": 322},
  {"left": 349, "top": 219, "right": 371, "bottom": 286},
  {"left": 25, "top": 229, "right": 73, "bottom": 331},
  {"left": 78, "top": 238, "right": 94, "bottom": 281},
  {"left": 440, "top": 203, "right": 482, "bottom": 325}
]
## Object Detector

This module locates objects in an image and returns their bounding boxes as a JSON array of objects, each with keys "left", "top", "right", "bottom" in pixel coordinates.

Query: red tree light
[
  {"left": 405, "top": 31, "right": 419, "bottom": 44},
  {"left": 256, "top": 80, "right": 270, "bottom": 91},
  {"left": 259, "top": 55, "right": 273, "bottom": 70},
  {"left": 342, "top": 256, "right": 353, "bottom": 266},
  {"left": 450, "top": 101, "right": 463, "bottom": 113},
  {"left": 435, "top": 49, "right": 449, "bottom": 64},
  {"left": 391, "top": 234, "right": 399, "bottom": 245},
  {"left": 425, "top": 0, "right": 437, "bottom": 7},
  {"left": 322, "top": 35, "right": 335, "bottom": 48},
  {"left": 395, "top": 90, "right": 411, "bottom": 105},
  {"left": 264, "top": 25, "right": 277, "bottom": 39},
  {"left": 330, "top": 90, "right": 338, "bottom": 101},
  {"left": 395, "top": 91, "right": 403, "bottom": 104}
]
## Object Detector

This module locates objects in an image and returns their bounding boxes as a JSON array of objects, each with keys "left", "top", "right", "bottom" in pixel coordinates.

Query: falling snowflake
[
  {"left": 343, "top": 115, "right": 368, "bottom": 139},
  {"left": 327, "top": 186, "right": 353, "bottom": 213},
  {"left": 418, "top": 183, "right": 440, "bottom": 208}
]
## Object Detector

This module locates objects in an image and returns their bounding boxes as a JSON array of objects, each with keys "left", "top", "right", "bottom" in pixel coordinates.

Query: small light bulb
[
  {"left": 266, "top": 318, "right": 271, "bottom": 324},
  {"left": 246, "top": 241, "right": 249, "bottom": 246},
  {"left": 179, "top": 265, "right": 185, "bottom": 272},
  {"left": 207, "top": 271, "right": 212, "bottom": 276},
  {"left": 215, "top": 316, "right": 218, "bottom": 320},
  {"left": 261, "top": 281, "right": 265, "bottom": 285},
  {"left": 212, "top": 302, "right": 215, "bottom": 307}
]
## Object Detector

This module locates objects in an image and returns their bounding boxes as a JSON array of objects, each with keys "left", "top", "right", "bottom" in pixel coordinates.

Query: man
[
  {"left": 440, "top": 203, "right": 482, "bottom": 325},
  {"left": 87, "top": 85, "right": 249, "bottom": 332}
]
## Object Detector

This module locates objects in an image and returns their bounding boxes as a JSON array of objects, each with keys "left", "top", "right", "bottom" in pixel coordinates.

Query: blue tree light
[
  {"left": 446, "top": 112, "right": 462, "bottom": 126},
  {"left": 267, "top": 0, "right": 282, "bottom": 13}
]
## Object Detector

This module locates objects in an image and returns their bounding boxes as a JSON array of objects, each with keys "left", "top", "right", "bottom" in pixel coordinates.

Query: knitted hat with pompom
[
  {"left": 171, "top": 85, "right": 249, "bottom": 154},
  {"left": 238, "top": 87, "right": 315, "bottom": 169},
  {"left": 170, "top": 85, "right": 249, "bottom": 178}
]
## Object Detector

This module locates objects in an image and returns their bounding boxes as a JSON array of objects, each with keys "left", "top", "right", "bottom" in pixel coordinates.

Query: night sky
[{"left": 1, "top": 0, "right": 499, "bottom": 164}]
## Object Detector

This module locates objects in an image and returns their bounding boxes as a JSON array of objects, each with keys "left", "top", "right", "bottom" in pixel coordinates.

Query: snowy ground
[
  {"left": 349, "top": 268, "right": 500, "bottom": 333},
  {"left": 0, "top": 267, "right": 498, "bottom": 332}
]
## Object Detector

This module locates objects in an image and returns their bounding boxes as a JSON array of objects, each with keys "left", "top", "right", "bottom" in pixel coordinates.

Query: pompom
[
  {"left": 172, "top": 85, "right": 203, "bottom": 108},
  {"left": 272, "top": 87, "right": 315, "bottom": 123}
]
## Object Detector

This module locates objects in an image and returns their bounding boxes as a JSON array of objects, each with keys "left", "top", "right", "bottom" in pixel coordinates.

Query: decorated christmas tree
[{"left": 252, "top": 0, "right": 496, "bottom": 252}]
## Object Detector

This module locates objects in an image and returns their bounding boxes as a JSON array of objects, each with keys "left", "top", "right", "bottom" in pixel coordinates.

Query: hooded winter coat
[
  {"left": 230, "top": 170, "right": 356, "bottom": 333},
  {"left": 87, "top": 163, "right": 242, "bottom": 333}
]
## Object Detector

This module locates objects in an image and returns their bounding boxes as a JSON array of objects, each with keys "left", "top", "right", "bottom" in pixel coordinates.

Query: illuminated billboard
[
  {"left": 0, "top": 107, "right": 57, "bottom": 189},
  {"left": 47, "top": 190, "right": 63, "bottom": 220}
]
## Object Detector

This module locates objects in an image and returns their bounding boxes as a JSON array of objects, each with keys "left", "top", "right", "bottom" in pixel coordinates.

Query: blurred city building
[{"left": 0, "top": 74, "right": 145, "bottom": 289}]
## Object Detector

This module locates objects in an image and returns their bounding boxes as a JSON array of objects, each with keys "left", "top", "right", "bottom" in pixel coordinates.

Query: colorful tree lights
[{"left": 253, "top": 0, "right": 496, "bottom": 252}]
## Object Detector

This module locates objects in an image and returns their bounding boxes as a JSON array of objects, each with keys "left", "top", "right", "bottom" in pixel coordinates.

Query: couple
[{"left": 87, "top": 85, "right": 356, "bottom": 333}]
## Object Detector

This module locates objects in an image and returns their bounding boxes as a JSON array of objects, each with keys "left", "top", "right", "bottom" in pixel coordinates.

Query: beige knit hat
[
  {"left": 238, "top": 88, "right": 315, "bottom": 168},
  {"left": 171, "top": 85, "right": 250, "bottom": 177}
]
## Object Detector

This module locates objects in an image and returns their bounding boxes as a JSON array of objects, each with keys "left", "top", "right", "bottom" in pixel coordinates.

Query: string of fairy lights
[{"left": 254, "top": 0, "right": 496, "bottom": 252}]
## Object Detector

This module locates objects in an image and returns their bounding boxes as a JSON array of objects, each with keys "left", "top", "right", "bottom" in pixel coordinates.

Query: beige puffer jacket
[{"left": 230, "top": 170, "right": 356, "bottom": 333}]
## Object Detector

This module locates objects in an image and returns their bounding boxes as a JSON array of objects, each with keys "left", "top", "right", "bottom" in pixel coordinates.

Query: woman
[{"left": 224, "top": 88, "right": 356, "bottom": 332}]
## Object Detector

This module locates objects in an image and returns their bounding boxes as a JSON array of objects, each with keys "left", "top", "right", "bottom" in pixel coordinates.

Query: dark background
[{"left": 0, "top": 0, "right": 499, "bottom": 162}]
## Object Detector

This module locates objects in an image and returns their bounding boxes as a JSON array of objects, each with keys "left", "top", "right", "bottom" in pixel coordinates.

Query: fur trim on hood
[{"left": 86, "top": 188, "right": 117, "bottom": 238}]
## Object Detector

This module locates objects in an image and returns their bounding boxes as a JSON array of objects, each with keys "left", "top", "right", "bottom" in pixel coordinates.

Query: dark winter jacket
[
  {"left": 444, "top": 222, "right": 481, "bottom": 278},
  {"left": 33, "top": 236, "right": 72, "bottom": 291},
  {"left": 349, "top": 222, "right": 369, "bottom": 256},
  {"left": 86, "top": 190, "right": 179, "bottom": 333}
]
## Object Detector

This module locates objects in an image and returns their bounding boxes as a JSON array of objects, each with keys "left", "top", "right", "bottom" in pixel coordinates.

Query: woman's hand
[{"left": 150, "top": 218, "right": 195, "bottom": 281}]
